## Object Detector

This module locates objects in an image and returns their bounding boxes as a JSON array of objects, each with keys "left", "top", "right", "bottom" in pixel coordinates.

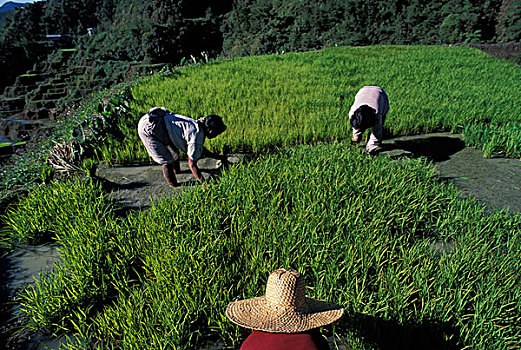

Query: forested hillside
[
  {"left": 1, "top": 0, "right": 520, "bottom": 90},
  {"left": 0, "top": 2, "right": 28, "bottom": 24},
  {"left": 222, "top": 0, "right": 521, "bottom": 55},
  {"left": 0, "top": 0, "right": 232, "bottom": 89}
]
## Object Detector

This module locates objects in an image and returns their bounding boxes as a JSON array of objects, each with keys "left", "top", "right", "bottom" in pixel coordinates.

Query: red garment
[{"left": 240, "top": 330, "right": 330, "bottom": 350}]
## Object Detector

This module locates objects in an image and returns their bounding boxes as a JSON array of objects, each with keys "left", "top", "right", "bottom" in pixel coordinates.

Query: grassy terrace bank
[{"left": 1, "top": 46, "right": 521, "bottom": 349}]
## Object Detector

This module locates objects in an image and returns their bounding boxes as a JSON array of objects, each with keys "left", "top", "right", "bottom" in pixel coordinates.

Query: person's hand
[
  {"left": 365, "top": 146, "right": 382, "bottom": 156},
  {"left": 217, "top": 154, "right": 231, "bottom": 168}
]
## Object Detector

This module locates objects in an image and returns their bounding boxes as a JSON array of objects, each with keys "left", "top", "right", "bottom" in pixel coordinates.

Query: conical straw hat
[{"left": 226, "top": 269, "right": 344, "bottom": 333}]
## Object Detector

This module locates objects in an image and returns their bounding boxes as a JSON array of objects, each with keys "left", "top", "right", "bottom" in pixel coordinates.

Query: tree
[{"left": 496, "top": 0, "right": 521, "bottom": 42}]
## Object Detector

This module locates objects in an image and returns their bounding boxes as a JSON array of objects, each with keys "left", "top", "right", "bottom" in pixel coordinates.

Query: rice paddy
[
  {"left": 2, "top": 45, "right": 521, "bottom": 349},
  {"left": 107, "top": 45, "right": 521, "bottom": 165}
]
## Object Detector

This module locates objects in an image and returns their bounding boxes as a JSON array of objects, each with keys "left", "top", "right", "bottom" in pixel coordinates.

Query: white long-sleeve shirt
[{"left": 348, "top": 86, "right": 389, "bottom": 152}]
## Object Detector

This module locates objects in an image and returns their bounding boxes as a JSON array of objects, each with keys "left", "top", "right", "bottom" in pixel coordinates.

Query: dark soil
[{"left": 95, "top": 155, "right": 244, "bottom": 211}]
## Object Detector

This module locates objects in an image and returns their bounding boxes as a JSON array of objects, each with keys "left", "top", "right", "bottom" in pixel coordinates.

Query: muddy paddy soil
[
  {"left": 95, "top": 154, "right": 244, "bottom": 211},
  {"left": 1, "top": 133, "right": 520, "bottom": 349},
  {"left": 381, "top": 132, "right": 521, "bottom": 213},
  {"left": 0, "top": 246, "right": 64, "bottom": 350},
  {"left": 97, "top": 133, "right": 521, "bottom": 214}
]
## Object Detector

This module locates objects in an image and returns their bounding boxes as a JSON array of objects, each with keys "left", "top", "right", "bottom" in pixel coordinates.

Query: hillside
[
  {"left": 0, "top": 1, "right": 28, "bottom": 24},
  {"left": 1, "top": 0, "right": 520, "bottom": 92}
]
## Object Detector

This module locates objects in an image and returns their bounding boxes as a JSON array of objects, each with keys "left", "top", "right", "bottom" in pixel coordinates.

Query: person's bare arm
[{"left": 188, "top": 157, "right": 205, "bottom": 186}]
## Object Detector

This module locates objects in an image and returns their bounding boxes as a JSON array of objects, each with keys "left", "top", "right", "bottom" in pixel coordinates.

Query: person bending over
[
  {"left": 138, "top": 107, "right": 228, "bottom": 187},
  {"left": 348, "top": 86, "right": 389, "bottom": 155}
]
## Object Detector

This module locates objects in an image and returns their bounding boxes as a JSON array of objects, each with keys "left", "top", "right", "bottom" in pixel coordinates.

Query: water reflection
[{"left": 0, "top": 245, "right": 62, "bottom": 349}]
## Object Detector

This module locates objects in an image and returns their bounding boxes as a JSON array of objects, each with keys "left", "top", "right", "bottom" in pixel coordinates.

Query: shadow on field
[
  {"left": 342, "top": 313, "right": 461, "bottom": 350},
  {"left": 383, "top": 136, "right": 466, "bottom": 162}
]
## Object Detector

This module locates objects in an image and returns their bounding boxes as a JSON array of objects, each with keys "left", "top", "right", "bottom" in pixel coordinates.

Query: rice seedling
[
  {"left": 3, "top": 44, "right": 521, "bottom": 350},
  {"left": 461, "top": 121, "right": 521, "bottom": 158},
  {"left": 2, "top": 178, "right": 112, "bottom": 245},
  {"left": 8, "top": 143, "right": 520, "bottom": 349},
  {"left": 104, "top": 45, "right": 521, "bottom": 164}
]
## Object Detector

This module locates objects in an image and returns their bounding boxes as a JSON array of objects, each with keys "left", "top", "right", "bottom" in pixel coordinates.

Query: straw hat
[{"left": 226, "top": 269, "right": 344, "bottom": 333}]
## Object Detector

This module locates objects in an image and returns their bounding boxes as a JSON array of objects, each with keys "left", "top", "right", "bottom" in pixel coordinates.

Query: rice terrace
[{"left": 1, "top": 45, "right": 521, "bottom": 349}]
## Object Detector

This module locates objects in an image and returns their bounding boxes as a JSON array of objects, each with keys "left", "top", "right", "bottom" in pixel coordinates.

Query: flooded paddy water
[
  {"left": 0, "top": 246, "right": 68, "bottom": 349},
  {"left": 381, "top": 132, "right": 521, "bottom": 213},
  {"left": 1, "top": 133, "right": 520, "bottom": 349}
]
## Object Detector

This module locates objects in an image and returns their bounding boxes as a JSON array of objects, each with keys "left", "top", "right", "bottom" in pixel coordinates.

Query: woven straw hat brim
[{"left": 226, "top": 296, "right": 344, "bottom": 333}]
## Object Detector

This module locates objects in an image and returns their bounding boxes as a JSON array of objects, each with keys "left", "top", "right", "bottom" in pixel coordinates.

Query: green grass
[
  {"left": 461, "top": 121, "right": 521, "bottom": 158},
  {"left": 6, "top": 143, "right": 521, "bottom": 349},
  {"left": 3, "top": 178, "right": 112, "bottom": 245}
]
